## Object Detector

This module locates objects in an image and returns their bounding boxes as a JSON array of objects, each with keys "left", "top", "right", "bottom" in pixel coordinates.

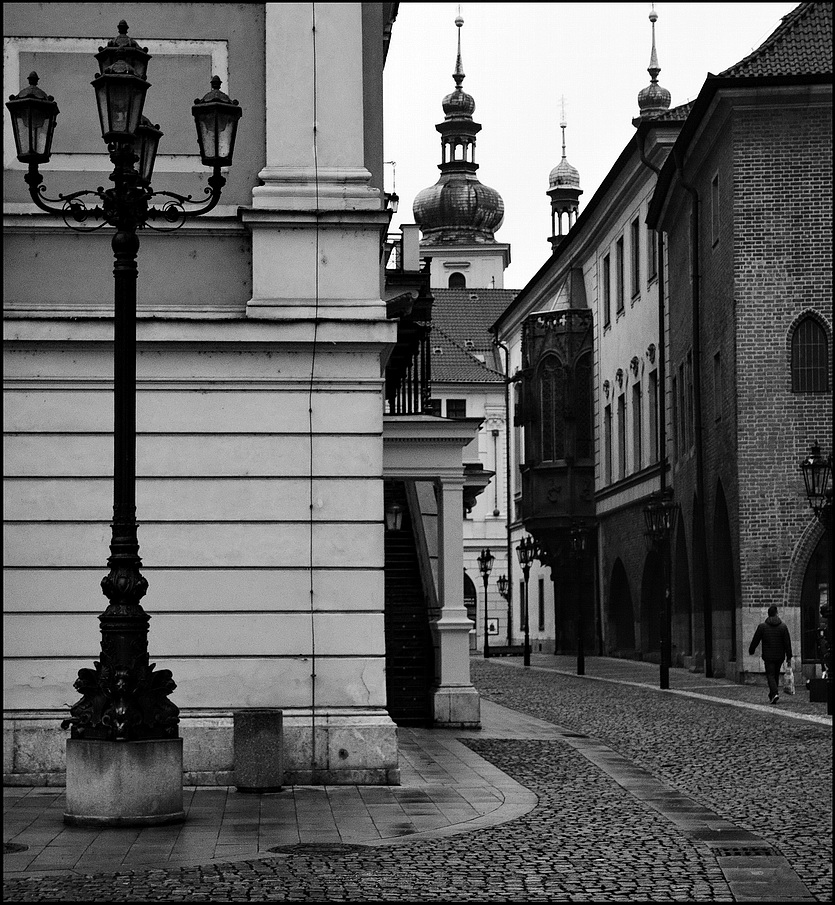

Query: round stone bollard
[{"left": 233, "top": 709, "right": 284, "bottom": 792}]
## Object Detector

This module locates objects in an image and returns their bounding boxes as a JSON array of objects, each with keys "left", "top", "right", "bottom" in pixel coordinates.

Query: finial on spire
[
  {"left": 560, "top": 96, "right": 567, "bottom": 160},
  {"left": 647, "top": 4, "right": 660, "bottom": 82},
  {"left": 453, "top": 10, "right": 465, "bottom": 88}
]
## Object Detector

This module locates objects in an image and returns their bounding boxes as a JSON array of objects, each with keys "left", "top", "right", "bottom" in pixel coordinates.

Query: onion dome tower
[
  {"left": 632, "top": 6, "right": 672, "bottom": 125},
  {"left": 547, "top": 100, "right": 582, "bottom": 250},
  {"left": 413, "top": 14, "right": 504, "bottom": 246}
]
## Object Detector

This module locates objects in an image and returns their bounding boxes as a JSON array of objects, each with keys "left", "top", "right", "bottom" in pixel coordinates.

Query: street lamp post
[
  {"left": 516, "top": 536, "right": 538, "bottom": 667},
  {"left": 643, "top": 490, "right": 680, "bottom": 690},
  {"left": 6, "top": 22, "right": 243, "bottom": 744},
  {"left": 478, "top": 548, "right": 495, "bottom": 659},
  {"left": 571, "top": 524, "right": 589, "bottom": 677},
  {"left": 800, "top": 443, "right": 832, "bottom": 716}
]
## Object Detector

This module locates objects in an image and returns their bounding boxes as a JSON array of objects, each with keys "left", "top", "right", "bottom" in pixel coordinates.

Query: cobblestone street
[{"left": 3, "top": 656, "right": 832, "bottom": 902}]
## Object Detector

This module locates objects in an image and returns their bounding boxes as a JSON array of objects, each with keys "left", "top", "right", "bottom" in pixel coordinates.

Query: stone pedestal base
[
  {"left": 64, "top": 738, "right": 185, "bottom": 826},
  {"left": 432, "top": 686, "right": 481, "bottom": 728}
]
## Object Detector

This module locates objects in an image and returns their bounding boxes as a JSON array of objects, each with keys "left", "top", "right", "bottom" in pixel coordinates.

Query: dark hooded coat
[{"left": 749, "top": 615, "right": 792, "bottom": 662}]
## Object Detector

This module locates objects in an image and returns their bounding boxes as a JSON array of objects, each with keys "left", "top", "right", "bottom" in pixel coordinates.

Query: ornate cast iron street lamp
[
  {"left": 516, "top": 536, "right": 538, "bottom": 667},
  {"left": 571, "top": 523, "right": 589, "bottom": 677},
  {"left": 800, "top": 443, "right": 832, "bottom": 715},
  {"left": 478, "top": 548, "right": 495, "bottom": 659},
  {"left": 643, "top": 489, "right": 680, "bottom": 690},
  {"left": 6, "top": 21, "right": 243, "bottom": 743}
]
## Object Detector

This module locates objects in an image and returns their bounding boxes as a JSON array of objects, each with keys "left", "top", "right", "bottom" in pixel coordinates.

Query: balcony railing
[{"left": 383, "top": 226, "right": 434, "bottom": 415}]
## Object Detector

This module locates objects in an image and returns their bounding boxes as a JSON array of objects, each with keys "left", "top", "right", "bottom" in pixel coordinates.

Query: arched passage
[
  {"left": 673, "top": 524, "right": 693, "bottom": 661},
  {"left": 641, "top": 549, "right": 664, "bottom": 656},
  {"left": 608, "top": 558, "right": 635, "bottom": 655},
  {"left": 800, "top": 533, "right": 830, "bottom": 665},
  {"left": 712, "top": 481, "right": 737, "bottom": 665}
]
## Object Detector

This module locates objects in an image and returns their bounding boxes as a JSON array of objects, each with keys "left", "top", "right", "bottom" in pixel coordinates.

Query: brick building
[{"left": 647, "top": 0, "right": 833, "bottom": 681}]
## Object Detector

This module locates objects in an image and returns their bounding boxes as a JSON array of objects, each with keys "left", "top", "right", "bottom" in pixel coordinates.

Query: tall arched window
[
  {"left": 539, "top": 356, "right": 566, "bottom": 462},
  {"left": 448, "top": 272, "right": 466, "bottom": 289},
  {"left": 792, "top": 315, "right": 829, "bottom": 392}
]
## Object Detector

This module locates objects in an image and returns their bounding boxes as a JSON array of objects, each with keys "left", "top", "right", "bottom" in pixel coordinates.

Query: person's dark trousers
[{"left": 764, "top": 660, "right": 782, "bottom": 699}]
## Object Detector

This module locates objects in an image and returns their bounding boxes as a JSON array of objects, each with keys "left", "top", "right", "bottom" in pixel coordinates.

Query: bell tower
[{"left": 547, "top": 98, "right": 582, "bottom": 250}]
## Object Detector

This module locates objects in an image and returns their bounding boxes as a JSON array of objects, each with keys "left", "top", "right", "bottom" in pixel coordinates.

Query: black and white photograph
[{"left": 3, "top": 2, "right": 831, "bottom": 901}]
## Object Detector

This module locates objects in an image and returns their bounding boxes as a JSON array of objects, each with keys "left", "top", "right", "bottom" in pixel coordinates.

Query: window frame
[
  {"left": 616, "top": 237, "right": 625, "bottom": 315},
  {"left": 791, "top": 315, "right": 830, "bottom": 393},
  {"left": 631, "top": 217, "right": 641, "bottom": 299},
  {"left": 602, "top": 254, "right": 611, "bottom": 328}
]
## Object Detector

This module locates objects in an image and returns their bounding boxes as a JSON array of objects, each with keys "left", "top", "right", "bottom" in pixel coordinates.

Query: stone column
[{"left": 431, "top": 476, "right": 481, "bottom": 727}]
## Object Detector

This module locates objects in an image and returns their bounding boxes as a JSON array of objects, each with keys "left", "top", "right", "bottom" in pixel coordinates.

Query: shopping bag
[{"left": 783, "top": 660, "right": 796, "bottom": 695}]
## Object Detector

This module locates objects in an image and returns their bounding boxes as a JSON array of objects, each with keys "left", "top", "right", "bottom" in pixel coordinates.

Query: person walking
[{"left": 749, "top": 604, "right": 793, "bottom": 705}]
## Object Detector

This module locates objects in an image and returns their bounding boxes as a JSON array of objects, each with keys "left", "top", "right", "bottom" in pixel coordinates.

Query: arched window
[
  {"left": 539, "top": 356, "right": 566, "bottom": 462},
  {"left": 448, "top": 272, "right": 466, "bottom": 289},
  {"left": 792, "top": 315, "right": 829, "bottom": 392}
]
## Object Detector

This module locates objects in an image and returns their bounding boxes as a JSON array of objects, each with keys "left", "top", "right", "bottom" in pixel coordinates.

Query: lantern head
[
  {"left": 6, "top": 72, "right": 59, "bottom": 164},
  {"left": 192, "top": 76, "right": 242, "bottom": 168}
]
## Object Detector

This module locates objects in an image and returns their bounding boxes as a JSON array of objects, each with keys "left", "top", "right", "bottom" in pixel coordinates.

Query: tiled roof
[
  {"left": 642, "top": 100, "right": 695, "bottom": 122},
  {"left": 429, "top": 288, "right": 517, "bottom": 384},
  {"left": 719, "top": 2, "right": 832, "bottom": 78}
]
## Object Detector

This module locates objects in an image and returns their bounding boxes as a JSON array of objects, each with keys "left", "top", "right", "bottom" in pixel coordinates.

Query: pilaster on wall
[{"left": 243, "top": 2, "right": 391, "bottom": 321}]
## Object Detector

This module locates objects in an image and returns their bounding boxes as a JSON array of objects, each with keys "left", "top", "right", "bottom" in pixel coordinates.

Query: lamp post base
[{"left": 64, "top": 738, "right": 184, "bottom": 826}]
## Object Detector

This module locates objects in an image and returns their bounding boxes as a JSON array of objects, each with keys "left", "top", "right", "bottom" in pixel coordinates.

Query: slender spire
[
  {"left": 634, "top": 4, "right": 671, "bottom": 123},
  {"left": 560, "top": 96, "right": 567, "bottom": 160},
  {"left": 453, "top": 9, "right": 465, "bottom": 88},
  {"left": 647, "top": 4, "right": 660, "bottom": 83}
]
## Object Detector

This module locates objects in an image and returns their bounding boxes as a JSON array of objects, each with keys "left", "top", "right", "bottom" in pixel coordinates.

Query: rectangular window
[
  {"left": 631, "top": 217, "right": 641, "bottom": 297},
  {"left": 632, "top": 382, "right": 642, "bottom": 473},
  {"left": 603, "top": 254, "right": 611, "bottom": 327},
  {"left": 616, "top": 238, "right": 625, "bottom": 313},
  {"left": 513, "top": 384, "right": 524, "bottom": 471},
  {"left": 713, "top": 351, "right": 722, "bottom": 421},
  {"left": 711, "top": 174, "right": 720, "bottom": 246},
  {"left": 604, "top": 403, "right": 613, "bottom": 484},
  {"left": 617, "top": 394, "right": 626, "bottom": 480},
  {"left": 428, "top": 398, "right": 442, "bottom": 417},
  {"left": 446, "top": 398, "right": 467, "bottom": 419},
  {"left": 671, "top": 375, "right": 679, "bottom": 461},
  {"left": 686, "top": 351, "right": 694, "bottom": 449},
  {"left": 538, "top": 577, "right": 545, "bottom": 631},
  {"left": 678, "top": 363, "right": 687, "bottom": 452},
  {"left": 648, "top": 371, "right": 659, "bottom": 463},
  {"left": 647, "top": 223, "right": 657, "bottom": 282}
]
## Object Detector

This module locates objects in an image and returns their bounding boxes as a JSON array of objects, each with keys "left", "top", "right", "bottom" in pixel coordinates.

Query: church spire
[
  {"left": 634, "top": 5, "right": 671, "bottom": 124},
  {"left": 547, "top": 97, "right": 582, "bottom": 250},
  {"left": 412, "top": 12, "right": 504, "bottom": 246},
  {"left": 453, "top": 9, "right": 465, "bottom": 88}
]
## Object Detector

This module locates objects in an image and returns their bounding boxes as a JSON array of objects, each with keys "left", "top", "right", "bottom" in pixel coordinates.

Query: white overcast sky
[{"left": 383, "top": 2, "right": 798, "bottom": 289}]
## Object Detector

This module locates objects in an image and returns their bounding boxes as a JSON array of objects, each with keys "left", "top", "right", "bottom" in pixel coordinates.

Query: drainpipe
[
  {"left": 492, "top": 329, "right": 514, "bottom": 648},
  {"left": 673, "top": 144, "right": 714, "bottom": 678}
]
